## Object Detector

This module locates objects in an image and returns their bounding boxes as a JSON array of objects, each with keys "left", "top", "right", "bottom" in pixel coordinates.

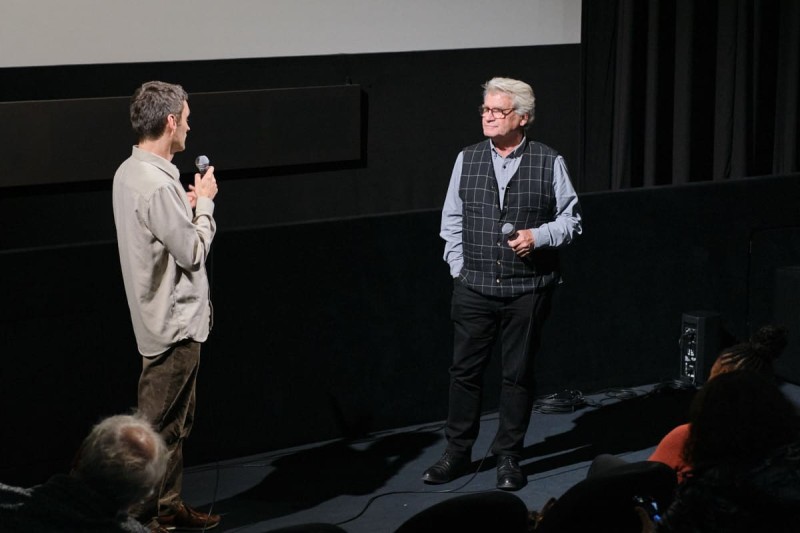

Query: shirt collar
[
  {"left": 131, "top": 146, "right": 180, "bottom": 181},
  {"left": 489, "top": 136, "right": 527, "bottom": 159}
]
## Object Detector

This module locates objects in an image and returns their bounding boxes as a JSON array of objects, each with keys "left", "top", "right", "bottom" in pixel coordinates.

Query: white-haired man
[
  {"left": 0, "top": 414, "right": 167, "bottom": 532},
  {"left": 424, "top": 77, "right": 582, "bottom": 491}
]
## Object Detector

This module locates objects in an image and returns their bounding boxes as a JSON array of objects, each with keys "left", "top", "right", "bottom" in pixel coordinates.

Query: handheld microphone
[
  {"left": 195, "top": 155, "right": 210, "bottom": 176},
  {"left": 501, "top": 223, "right": 518, "bottom": 241}
]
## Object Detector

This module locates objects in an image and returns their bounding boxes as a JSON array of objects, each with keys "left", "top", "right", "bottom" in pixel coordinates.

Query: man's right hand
[{"left": 193, "top": 165, "right": 218, "bottom": 200}]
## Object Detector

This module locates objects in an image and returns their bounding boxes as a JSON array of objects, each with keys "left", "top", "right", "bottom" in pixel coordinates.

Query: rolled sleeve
[
  {"left": 147, "top": 184, "right": 216, "bottom": 272},
  {"left": 531, "top": 156, "right": 582, "bottom": 249},
  {"left": 440, "top": 152, "right": 465, "bottom": 277}
]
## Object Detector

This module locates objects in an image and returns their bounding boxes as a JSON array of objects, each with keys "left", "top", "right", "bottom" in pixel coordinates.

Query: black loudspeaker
[
  {"left": 679, "top": 311, "right": 720, "bottom": 385},
  {"left": 774, "top": 266, "right": 800, "bottom": 385}
]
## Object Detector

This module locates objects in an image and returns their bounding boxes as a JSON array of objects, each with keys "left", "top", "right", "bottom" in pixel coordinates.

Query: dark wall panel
[
  {"left": 534, "top": 174, "right": 800, "bottom": 394},
  {"left": 774, "top": 266, "right": 800, "bottom": 384},
  {"left": 0, "top": 96, "right": 129, "bottom": 188},
  {"left": 0, "top": 245, "right": 141, "bottom": 483},
  {"left": 0, "top": 86, "right": 362, "bottom": 188}
]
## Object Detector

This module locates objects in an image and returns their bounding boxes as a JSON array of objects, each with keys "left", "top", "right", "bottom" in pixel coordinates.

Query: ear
[{"left": 519, "top": 113, "right": 530, "bottom": 127}]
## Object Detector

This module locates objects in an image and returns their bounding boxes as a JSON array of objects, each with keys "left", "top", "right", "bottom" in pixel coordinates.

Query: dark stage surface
[{"left": 178, "top": 382, "right": 800, "bottom": 532}]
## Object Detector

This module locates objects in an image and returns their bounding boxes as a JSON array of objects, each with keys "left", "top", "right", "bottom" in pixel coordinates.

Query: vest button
[{"left": 496, "top": 278, "right": 501, "bottom": 283}]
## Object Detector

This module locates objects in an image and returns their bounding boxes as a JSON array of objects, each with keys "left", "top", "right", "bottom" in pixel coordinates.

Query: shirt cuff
[
  {"left": 449, "top": 259, "right": 463, "bottom": 278},
  {"left": 195, "top": 196, "right": 215, "bottom": 216}
]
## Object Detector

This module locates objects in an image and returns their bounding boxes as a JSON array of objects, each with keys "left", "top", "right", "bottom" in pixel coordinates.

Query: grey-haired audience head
[{"left": 72, "top": 413, "right": 168, "bottom": 509}]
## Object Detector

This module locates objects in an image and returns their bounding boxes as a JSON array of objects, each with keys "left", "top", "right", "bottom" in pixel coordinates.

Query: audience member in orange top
[
  {"left": 647, "top": 324, "right": 787, "bottom": 482},
  {"left": 655, "top": 369, "right": 800, "bottom": 532}
]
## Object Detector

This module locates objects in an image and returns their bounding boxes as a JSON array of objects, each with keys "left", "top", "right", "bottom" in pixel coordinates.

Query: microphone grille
[
  {"left": 501, "top": 223, "right": 516, "bottom": 237},
  {"left": 195, "top": 155, "right": 210, "bottom": 171}
]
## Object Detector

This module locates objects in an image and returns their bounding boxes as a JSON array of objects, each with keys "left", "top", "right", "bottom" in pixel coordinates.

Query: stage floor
[{"left": 182, "top": 381, "right": 799, "bottom": 532}]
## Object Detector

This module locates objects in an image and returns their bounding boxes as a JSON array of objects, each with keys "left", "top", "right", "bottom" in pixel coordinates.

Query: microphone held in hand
[
  {"left": 501, "top": 223, "right": 518, "bottom": 241},
  {"left": 195, "top": 155, "right": 210, "bottom": 176}
]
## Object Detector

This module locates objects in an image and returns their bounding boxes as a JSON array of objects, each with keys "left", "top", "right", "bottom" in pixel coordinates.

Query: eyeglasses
[{"left": 479, "top": 106, "right": 515, "bottom": 119}]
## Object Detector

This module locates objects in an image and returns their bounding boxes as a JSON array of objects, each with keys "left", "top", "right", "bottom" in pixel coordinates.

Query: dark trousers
[
  {"left": 136, "top": 340, "right": 200, "bottom": 522},
  {"left": 445, "top": 280, "right": 553, "bottom": 458}
]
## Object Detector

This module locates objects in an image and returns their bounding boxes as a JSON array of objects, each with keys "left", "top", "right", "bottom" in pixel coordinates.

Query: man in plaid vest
[{"left": 423, "top": 77, "right": 582, "bottom": 491}]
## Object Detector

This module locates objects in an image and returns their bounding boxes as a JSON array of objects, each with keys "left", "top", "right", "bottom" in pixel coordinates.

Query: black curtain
[{"left": 580, "top": 0, "right": 800, "bottom": 192}]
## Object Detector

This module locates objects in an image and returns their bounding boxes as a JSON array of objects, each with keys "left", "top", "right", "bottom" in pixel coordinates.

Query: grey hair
[
  {"left": 130, "top": 80, "right": 188, "bottom": 142},
  {"left": 73, "top": 413, "right": 168, "bottom": 509},
  {"left": 483, "top": 77, "right": 536, "bottom": 126}
]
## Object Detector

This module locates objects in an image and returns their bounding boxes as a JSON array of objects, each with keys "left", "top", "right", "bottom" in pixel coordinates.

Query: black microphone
[
  {"left": 195, "top": 155, "right": 210, "bottom": 176},
  {"left": 501, "top": 223, "right": 518, "bottom": 241}
]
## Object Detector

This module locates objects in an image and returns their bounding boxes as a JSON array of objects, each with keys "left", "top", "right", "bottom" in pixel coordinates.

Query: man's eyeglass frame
[{"left": 479, "top": 106, "right": 516, "bottom": 119}]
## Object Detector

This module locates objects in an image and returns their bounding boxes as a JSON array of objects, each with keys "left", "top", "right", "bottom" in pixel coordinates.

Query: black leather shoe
[
  {"left": 496, "top": 455, "right": 526, "bottom": 491},
  {"left": 422, "top": 451, "right": 470, "bottom": 484}
]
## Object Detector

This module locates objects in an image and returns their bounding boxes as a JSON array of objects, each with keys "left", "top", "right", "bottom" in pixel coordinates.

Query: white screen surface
[{"left": 1, "top": 0, "right": 581, "bottom": 68}]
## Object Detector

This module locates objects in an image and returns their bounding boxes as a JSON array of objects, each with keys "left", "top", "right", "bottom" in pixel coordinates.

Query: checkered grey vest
[{"left": 458, "top": 139, "right": 560, "bottom": 297}]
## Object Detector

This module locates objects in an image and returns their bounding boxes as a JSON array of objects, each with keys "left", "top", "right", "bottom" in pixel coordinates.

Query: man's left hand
[{"left": 509, "top": 229, "right": 535, "bottom": 257}]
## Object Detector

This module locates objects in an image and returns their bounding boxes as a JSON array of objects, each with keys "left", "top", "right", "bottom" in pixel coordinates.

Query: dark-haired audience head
[
  {"left": 683, "top": 370, "right": 800, "bottom": 472},
  {"left": 662, "top": 369, "right": 800, "bottom": 532},
  {"left": 709, "top": 324, "right": 787, "bottom": 379},
  {"left": 72, "top": 413, "right": 168, "bottom": 510}
]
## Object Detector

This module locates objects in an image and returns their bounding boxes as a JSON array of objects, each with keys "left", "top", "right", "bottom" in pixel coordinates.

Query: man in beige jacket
[{"left": 112, "top": 80, "right": 220, "bottom": 532}]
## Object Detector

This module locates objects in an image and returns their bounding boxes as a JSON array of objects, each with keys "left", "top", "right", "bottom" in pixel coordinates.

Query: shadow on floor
[
  {"left": 211, "top": 428, "right": 441, "bottom": 529},
  {"left": 520, "top": 385, "right": 696, "bottom": 475},
  {"left": 467, "top": 384, "right": 696, "bottom": 475},
  {"left": 207, "top": 385, "right": 696, "bottom": 530}
]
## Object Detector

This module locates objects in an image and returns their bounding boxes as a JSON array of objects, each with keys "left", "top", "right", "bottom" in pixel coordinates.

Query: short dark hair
[{"left": 130, "top": 81, "right": 188, "bottom": 141}]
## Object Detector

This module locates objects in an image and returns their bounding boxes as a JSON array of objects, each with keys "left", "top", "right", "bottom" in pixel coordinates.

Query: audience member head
[
  {"left": 682, "top": 370, "right": 800, "bottom": 473},
  {"left": 709, "top": 324, "right": 787, "bottom": 379},
  {"left": 71, "top": 413, "right": 168, "bottom": 510}
]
